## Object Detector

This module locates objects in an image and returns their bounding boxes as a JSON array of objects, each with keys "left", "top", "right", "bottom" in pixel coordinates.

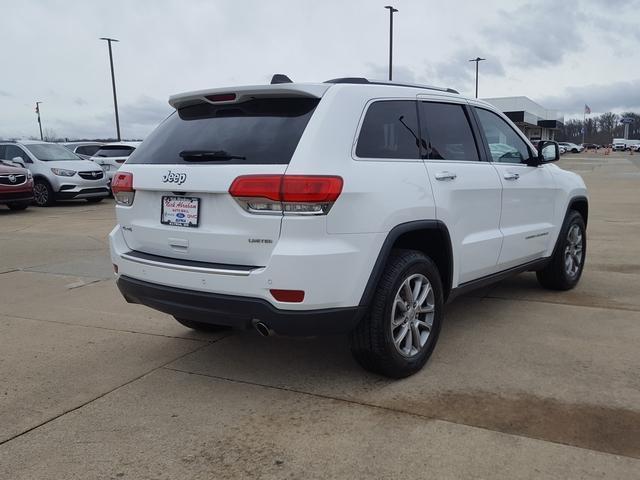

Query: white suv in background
[
  {"left": 109, "top": 77, "right": 588, "bottom": 378},
  {"left": 90, "top": 141, "right": 140, "bottom": 182},
  {"left": 0, "top": 140, "right": 110, "bottom": 206}
]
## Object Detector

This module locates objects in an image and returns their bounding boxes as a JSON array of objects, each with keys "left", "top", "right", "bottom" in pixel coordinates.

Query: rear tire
[
  {"left": 349, "top": 249, "right": 443, "bottom": 378},
  {"left": 33, "top": 179, "right": 54, "bottom": 207},
  {"left": 86, "top": 197, "right": 104, "bottom": 203},
  {"left": 7, "top": 202, "right": 29, "bottom": 211},
  {"left": 536, "top": 210, "right": 586, "bottom": 290},
  {"left": 173, "top": 317, "right": 230, "bottom": 332}
]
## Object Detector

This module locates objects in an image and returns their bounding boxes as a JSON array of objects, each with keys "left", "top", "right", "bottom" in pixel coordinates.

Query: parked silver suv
[{"left": 0, "top": 140, "right": 110, "bottom": 206}]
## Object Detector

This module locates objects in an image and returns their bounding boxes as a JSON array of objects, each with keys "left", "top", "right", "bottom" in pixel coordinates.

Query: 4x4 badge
[{"left": 162, "top": 171, "right": 187, "bottom": 185}]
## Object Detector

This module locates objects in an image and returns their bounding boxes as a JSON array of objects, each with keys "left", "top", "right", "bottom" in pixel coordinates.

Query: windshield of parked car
[
  {"left": 93, "top": 146, "right": 136, "bottom": 158},
  {"left": 24, "top": 144, "right": 81, "bottom": 161}
]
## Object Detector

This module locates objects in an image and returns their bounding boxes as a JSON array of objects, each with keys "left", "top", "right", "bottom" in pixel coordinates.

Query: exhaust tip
[{"left": 253, "top": 321, "right": 272, "bottom": 337}]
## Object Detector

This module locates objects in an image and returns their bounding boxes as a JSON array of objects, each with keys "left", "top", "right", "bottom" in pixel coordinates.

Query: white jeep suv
[{"left": 109, "top": 77, "right": 588, "bottom": 378}]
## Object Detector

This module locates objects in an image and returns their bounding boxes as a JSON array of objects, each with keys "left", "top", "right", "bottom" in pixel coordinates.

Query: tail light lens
[
  {"left": 111, "top": 172, "right": 135, "bottom": 206},
  {"left": 229, "top": 175, "right": 343, "bottom": 215}
]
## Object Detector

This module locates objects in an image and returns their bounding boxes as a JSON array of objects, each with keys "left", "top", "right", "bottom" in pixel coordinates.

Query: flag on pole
[
  {"left": 35, "top": 103, "right": 39, "bottom": 114},
  {"left": 584, "top": 104, "right": 591, "bottom": 114}
]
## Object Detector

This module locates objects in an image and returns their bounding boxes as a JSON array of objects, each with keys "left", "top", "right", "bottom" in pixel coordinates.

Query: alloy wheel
[
  {"left": 390, "top": 273, "right": 435, "bottom": 357},
  {"left": 564, "top": 224, "right": 583, "bottom": 277},
  {"left": 33, "top": 183, "right": 49, "bottom": 206}
]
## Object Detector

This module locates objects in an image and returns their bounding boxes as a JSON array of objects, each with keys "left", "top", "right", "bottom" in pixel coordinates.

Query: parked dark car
[{"left": 0, "top": 160, "right": 34, "bottom": 210}]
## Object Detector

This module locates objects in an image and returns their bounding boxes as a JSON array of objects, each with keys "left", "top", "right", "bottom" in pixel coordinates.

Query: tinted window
[
  {"left": 94, "top": 146, "right": 135, "bottom": 158},
  {"left": 475, "top": 108, "right": 531, "bottom": 163},
  {"left": 5, "top": 145, "right": 31, "bottom": 162},
  {"left": 128, "top": 98, "right": 319, "bottom": 165},
  {"left": 419, "top": 102, "right": 479, "bottom": 161},
  {"left": 356, "top": 101, "right": 420, "bottom": 159},
  {"left": 76, "top": 145, "right": 102, "bottom": 156}
]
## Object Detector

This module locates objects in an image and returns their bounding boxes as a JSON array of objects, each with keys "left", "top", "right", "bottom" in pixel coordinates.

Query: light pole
[
  {"left": 384, "top": 6, "right": 398, "bottom": 81},
  {"left": 99, "top": 37, "right": 121, "bottom": 141},
  {"left": 35, "top": 101, "right": 43, "bottom": 140},
  {"left": 469, "top": 57, "right": 486, "bottom": 98}
]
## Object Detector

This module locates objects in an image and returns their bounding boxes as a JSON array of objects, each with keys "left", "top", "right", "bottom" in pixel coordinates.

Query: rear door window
[
  {"left": 127, "top": 97, "right": 319, "bottom": 165},
  {"left": 419, "top": 102, "right": 479, "bottom": 161},
  {"left": 355, "top": 100, "right": 420, "bottom": 159}
]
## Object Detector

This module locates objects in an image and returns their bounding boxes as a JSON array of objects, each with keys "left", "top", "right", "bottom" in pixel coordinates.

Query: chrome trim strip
[{"left": 120, "top": 252, "right": 256, "bottom": 276}]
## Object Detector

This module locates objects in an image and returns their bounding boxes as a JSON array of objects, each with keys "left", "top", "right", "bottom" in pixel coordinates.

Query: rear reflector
[
  {"left": 205, "top": 93, "right": 237, "bottom": 102},
  {"left": 270, "top": 289, "right": 305, "bottom": 303},
  {"left": 111, "top": 172, "right": 135, "bottom": 206},
  {"left": 229, "top": 175, "right": 343, "bottom": 215}
]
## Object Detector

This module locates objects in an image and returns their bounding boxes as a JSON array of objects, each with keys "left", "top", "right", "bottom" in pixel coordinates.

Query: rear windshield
[
  {"left": 127, "top": 97, "right": 319, "bottom": 165},
  {"left": 94, "top": 146, "right": 135, "bottom": 158}
]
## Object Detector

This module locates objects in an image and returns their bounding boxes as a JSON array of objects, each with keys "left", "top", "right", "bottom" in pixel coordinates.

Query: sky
[{"left": 1, "top": 0, "right": 639, "bottom": 140}]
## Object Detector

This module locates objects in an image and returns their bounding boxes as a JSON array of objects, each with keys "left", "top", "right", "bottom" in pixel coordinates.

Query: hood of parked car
[
  {"left": 0, "top": 161, "right": 29, "bottom": 175},
  {"left": 45, "top": 160, "right": 104, "bottom": 171}
]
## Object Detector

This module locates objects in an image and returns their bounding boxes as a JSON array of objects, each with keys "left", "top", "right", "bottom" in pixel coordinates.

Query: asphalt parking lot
[{"left": 1, "top": 151, "right": 639, "bottom": 479}]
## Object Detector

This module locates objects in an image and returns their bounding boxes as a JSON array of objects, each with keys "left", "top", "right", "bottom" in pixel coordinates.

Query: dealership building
[{"left": 483, "top": 96, "right": 564, "bottom": 142}]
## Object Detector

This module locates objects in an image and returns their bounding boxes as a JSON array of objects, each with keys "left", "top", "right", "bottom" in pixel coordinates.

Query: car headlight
[{"left": 51, "top": 168, "right": 76, "bottom": 177}]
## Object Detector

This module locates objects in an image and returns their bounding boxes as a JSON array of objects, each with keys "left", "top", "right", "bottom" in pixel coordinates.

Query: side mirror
[
  {"left": 10, "top": 157, "right": 26, "bottom": 167},
  {"left": 534, "top": 141, "right": 559, "bottom": 165}
]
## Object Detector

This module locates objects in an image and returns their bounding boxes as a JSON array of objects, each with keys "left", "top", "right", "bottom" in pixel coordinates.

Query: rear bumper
[{"left": 117, "top": 275, "right": 363, "bottom": 336}]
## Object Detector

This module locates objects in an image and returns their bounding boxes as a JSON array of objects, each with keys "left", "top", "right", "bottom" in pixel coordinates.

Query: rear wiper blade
[{"left": 179, "top": 150, "right": 246, "bottom": 161}]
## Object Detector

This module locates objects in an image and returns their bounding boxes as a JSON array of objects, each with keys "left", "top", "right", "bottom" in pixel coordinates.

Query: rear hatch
[{"left": 116, "top": 89, "right": 324, "bottom": 266}]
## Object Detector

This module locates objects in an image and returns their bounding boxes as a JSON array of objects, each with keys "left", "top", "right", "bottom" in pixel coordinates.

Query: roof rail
[{"left": 324, "top": 77, "right": 459, "bottom": 94}]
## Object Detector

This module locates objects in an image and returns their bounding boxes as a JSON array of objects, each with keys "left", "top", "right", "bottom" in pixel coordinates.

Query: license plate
[{"left": 161, "top": 196, "right": 200, "bottom": 228}]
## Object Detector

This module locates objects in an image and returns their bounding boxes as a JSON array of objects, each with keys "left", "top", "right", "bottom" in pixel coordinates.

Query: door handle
[
  {"left": 435, "top": 172, "right": 457, "bottom": 181},
  {"left": 504, "top": 172, "right": 520, "bottom": 180}
]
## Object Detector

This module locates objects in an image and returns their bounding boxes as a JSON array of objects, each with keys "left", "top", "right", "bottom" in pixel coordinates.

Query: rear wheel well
[
  {"left": 391, "top": 228, "right": 452, "bottom": 301},
  {"left": 569, "top": 198, "right": 588, "bottom": 226}
]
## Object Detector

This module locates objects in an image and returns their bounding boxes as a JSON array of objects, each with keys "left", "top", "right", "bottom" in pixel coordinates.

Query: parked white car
[
  {"left": 109, "top": 77, "right": 588, "bottom": 378},
  {"left": 62, "top": 142, "right": 104, "bottom": 160},
  {"left": 90, "top": 142, "right": 140, "bottom": 182},
  {"left": 0, "top": 140, "right": 110, "bottom": 206},
  {"left": 558, "top": 142, "right": 583, "bottom": 153}
]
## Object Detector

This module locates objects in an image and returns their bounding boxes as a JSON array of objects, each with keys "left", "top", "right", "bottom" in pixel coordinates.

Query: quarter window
[
  {"left": 356, "top": 101, "right": 420, "bottom": 159},
  {"left": 419, "top": 102, "right": 479, "bottom": 161},
  {"left": 475, "top": 108, "right": 532, "bottom": 163}
]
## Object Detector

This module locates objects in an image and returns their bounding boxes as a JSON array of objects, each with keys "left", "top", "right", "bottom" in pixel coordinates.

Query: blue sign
[{"left": 621, "top": 117, "right": 634, "bottom": 124}]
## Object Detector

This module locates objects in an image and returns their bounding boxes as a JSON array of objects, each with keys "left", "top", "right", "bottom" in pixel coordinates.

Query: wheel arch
[
  {"left": 359, "top": 220, "right": 454, "bottom": 306},
  {"left": 568, "top": 195, "right": 588, "bottom": 226}
]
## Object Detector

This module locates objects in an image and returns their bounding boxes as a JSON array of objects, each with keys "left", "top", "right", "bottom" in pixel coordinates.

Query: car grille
[
  {"left": 0, "top": 174, "right": 27, "bottom": 186},
  {"left": 79, "top": 187, "right": 109, "bottom": 194},
  {"left": 78, "top": 171, "right": 104, "bottom": 180}
]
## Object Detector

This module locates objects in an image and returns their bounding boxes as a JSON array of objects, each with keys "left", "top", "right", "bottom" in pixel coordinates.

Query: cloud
[
  {"left": 539, "top": 79, "right": 640, "bottom": 115},
  {"left": 0, "top": 90, "right": 11, "bottom": 97},
  {"left": 482, "top": 1, "right": 586, "bottom": 67},
  {"left": 74, "top": 97, "right": 87, "bottom": 106}
]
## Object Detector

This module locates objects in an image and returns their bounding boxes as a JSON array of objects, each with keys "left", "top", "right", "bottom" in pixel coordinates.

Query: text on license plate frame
[{"left": 161, "top": 196, "right": 200, "bottom": 228}]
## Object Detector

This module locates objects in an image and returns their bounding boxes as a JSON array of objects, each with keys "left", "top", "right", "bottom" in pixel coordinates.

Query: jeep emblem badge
[{"left": 162, "top": 170, "right": 187, "bottom": 185}]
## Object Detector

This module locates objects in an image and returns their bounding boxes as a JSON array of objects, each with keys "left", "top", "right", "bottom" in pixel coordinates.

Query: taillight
[
  {"left": 229, "top": 175, "right": 343, "bottom": 215},
  {"left": 111, "top": 172, "right": 135, "bottom": 206},
  {"left": 204, "top": 93, "right": 236, "bottom": 103}
]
